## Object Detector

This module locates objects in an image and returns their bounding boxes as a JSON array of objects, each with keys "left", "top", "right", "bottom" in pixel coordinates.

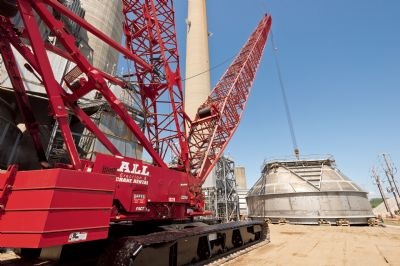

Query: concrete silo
[
  {"left": 1, "top": 0, "right": 122, "bottom": 92},
  {"left": 247, "top": 157, "right": 375, "bottom": 225},
  {"left": 78, "top": 0, "right": 123, "bottom": 74}
]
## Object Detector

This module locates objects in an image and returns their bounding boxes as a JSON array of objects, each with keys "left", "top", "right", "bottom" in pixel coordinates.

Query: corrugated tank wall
[{"left": 247, "top": 157, "right": 375, "bottom": 225}]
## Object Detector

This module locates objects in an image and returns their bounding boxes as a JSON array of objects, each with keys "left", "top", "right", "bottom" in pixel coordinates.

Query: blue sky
[{"left": 173, "top": 0, "right": 400, "bottom": 197}]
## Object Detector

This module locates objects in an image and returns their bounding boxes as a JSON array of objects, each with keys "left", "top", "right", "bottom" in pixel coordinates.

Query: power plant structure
[
  {"left": 247, "top": 156, "right": 375, "bottom": 225},
  {"left": 1, "top": 0, "right": 397, "bottom": 265},
  {"left": 235, "top": 166, "right": 250, "bottom": 219},
  {"left": 184, "top": 0, "right": 241, "bottom": 221},
  {"left": 203, "top": 156, "right": 240, "bottom": 222},
  {"left": 0, "top": 0, "right": 142, "bottom": 170},
  {"left": 78, "top": 0, "right": 123, "bottom": 75},
  {"left": 184, "top": 0, "right": 211, "bottom": 120},
  {"left": 0, "top": 0, "right": 239, "bottom": 221}
]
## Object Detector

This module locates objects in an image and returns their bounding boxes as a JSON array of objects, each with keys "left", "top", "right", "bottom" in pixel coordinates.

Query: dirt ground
[
  {"left": 1, "top": 224, "right": 399, "bottom": 265},
  {"left": 224, "top": 224, "right": 400, "bottom": 266}
]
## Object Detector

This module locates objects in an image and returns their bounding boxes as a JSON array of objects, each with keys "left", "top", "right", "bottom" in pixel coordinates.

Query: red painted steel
[
  {"left": 0, "top": 8, "right": 121, "bottom": 170},
  {"left": 46, "top": 0, "right": 153, "bottom": 72},
  {"left": 0, "top": 0, "right": 271, "bottom": 249},
  {"left": 19, "top": 0, "right": 82, "bottom": 170},
  {"left": 122, "top": 0, "right": 189, "bottom": 171},
  {"left": 0, "top": 165, "right": 18, "bottom": 211},
  {"left": 31, "top": 0, "right": 167, "bottom": 168},
  {"left": 0, "top": 38, "right": 47, "bottom": 164},
  {"left": 188, "top": 15, "right": 272, "bottom": 182},
  {"left": 0, "top": 168, "right": 115, "bottom": 248},
  {"left": 92, "top": 154, "right": 191, "bottom": 221},
  {"left": 0, "top": 0, "right": 167, "bottom": 168}
]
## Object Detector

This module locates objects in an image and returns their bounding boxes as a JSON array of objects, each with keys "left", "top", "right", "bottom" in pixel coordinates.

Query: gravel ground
[{"left": 223, "top": 224, "right": 400, "bottom": 266}]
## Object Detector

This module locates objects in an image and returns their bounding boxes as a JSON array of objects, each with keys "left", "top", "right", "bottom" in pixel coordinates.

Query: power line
[
  {"left": 182, "top": 54, "right": 236, "bottom": 82},
  {"left": 120, "top": 54, "right": 236, "bottom": 84}
]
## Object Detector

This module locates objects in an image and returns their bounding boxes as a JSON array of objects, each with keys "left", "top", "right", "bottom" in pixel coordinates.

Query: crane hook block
[{"left": 294, "top": 148, "right": 300, "bottom": 159}]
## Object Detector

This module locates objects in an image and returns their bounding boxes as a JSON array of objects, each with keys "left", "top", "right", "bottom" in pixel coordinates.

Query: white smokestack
[{"left": 184, "top": 0, "right": 211, "bottom": 120}]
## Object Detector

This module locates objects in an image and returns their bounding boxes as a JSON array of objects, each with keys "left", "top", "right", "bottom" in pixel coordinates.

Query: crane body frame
[
  {"left": 122, "top": 0, "right": 190, "bottom": 172},
  {"left": 0, "top": 0, "right": 272, "bottom": 258}
]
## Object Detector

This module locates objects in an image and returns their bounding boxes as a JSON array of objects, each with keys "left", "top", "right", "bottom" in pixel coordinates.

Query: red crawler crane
[{"left": 0, "top": 0, "right": 272, "bottom": 264}]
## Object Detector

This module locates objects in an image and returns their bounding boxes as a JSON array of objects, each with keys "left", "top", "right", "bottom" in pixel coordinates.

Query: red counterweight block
[{"left": 0, "top": 168, "right": 115, "bottom": 248}]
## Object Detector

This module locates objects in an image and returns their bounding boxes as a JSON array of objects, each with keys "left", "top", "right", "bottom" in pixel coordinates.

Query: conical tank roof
[
  {"left": 248, "top": 157, "right": 365, "bottom": 196},
  {"left": 247, "top": 156, "right": 374, "bottom": 225}
]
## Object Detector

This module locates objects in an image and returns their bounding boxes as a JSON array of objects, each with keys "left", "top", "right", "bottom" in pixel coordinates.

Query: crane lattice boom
[
  {"left": 188, "top": 15, "right": 272, "bottom": 181},
  {"left": 123, "top": 0, "right": 189, "bottom": 171},
  {"left": 0, "top": 0, "right": 271, "bottom": 202}
]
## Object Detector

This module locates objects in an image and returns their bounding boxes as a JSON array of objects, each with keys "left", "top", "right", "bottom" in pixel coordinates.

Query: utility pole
[
  {"left": 371, "top": 168, "right": 394, "bottom": 218},
  {"left": 382, "top": 154, "right": 400, "bottom": 212}
]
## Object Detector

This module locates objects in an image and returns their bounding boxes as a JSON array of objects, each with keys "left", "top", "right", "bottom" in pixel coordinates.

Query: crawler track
[
  {"left": 0, "top": 221, "right": 268, "bottom": 265},
  {"left": 98, "top": 221, "right": 269, "bottom": 266}
]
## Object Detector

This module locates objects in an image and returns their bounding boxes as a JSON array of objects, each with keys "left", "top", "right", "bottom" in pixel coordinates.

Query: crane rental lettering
[{"left": 116, "top": 161, "right": 150, "bottom": 185}]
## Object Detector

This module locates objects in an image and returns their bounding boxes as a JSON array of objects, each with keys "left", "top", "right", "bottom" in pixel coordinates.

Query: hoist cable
[{"left": 270, "top": 30, "right": 300, "bottom": 158}]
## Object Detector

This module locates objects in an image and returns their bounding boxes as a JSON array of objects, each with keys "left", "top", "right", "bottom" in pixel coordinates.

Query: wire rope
[{"left": 270, "top": 30, "right": 300, "bottom": 159}]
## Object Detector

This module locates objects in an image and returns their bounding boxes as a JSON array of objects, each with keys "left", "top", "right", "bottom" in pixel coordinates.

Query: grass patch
[{"left": 370, "top": 198, "right": 383, "bottom": 208}]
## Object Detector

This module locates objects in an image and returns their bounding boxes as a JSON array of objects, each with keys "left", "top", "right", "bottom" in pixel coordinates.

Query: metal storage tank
[{"left": 247, "top": 157, "right": 375, "bottom": 225}]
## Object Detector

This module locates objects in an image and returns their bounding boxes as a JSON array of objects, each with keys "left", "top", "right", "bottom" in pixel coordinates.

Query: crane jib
[{"left": 188, "top": 14, "right": 272, "bottom": 182}]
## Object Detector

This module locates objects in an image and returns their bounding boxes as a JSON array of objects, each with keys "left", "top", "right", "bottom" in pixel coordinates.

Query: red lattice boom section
[
  {"left": 188, "top": 15, "right": 272, "bottom": 182},
  {"left": 123, "top": 0, "right": 189, "bottom": 170}
]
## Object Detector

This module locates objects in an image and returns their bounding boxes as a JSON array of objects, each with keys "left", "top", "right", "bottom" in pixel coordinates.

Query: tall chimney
[{"left": 185, "top": 0, "right": 211, "bottom": 120}]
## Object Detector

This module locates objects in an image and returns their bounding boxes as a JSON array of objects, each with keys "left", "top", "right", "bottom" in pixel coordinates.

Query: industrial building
[
  {"left": 2, "top": 0, "right": 398, "bottom": 265},
  {"left": 0, "top": 0, "right": 142, "bottom": 169},
  {"left": 235, "top": 166, "right": 250, "bottom": 218},
  {"left": 184, "top": 0, "right": 243, "bottom": 222},
  {"left": 247, "top": 156, "right": 375, "bottom": 225},
  {"left": 203, "top": 156, "right": 240, "bottom": 221}
]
